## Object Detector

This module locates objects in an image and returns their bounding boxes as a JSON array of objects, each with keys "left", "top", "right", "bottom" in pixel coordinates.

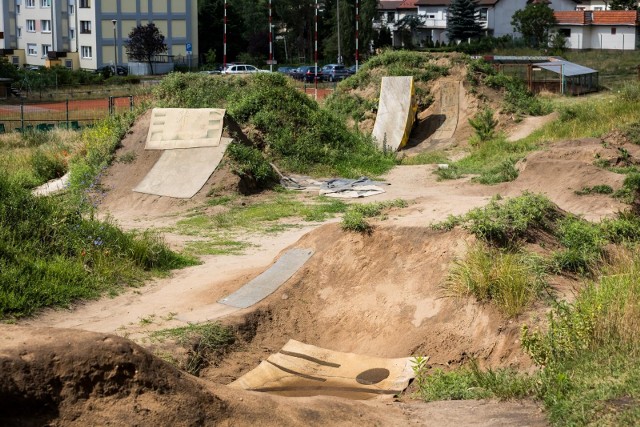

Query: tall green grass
[{"left": 0, "top": 174, "right": 195, "bottom": 319}]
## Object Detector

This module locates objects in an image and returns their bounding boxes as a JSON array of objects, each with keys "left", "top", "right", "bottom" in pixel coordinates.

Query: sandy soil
[{"left": 11, "top": 100, "right": 640, "bottom": 426}]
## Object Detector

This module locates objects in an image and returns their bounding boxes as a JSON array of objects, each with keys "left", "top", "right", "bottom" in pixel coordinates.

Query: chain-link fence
[{"left": 0, "top": 95, "right": 137, "bottom": 133}]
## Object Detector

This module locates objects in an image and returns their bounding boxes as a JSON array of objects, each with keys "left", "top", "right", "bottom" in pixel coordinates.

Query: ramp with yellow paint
[{"left": 372, "top": 76, "right": 417, "bottom": 151}]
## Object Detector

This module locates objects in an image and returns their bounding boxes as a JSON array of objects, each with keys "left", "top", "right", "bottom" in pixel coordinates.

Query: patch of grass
[
  {"left": 117, "top": 151, "right": 137, "bottom": 164},
  {"left": 445, "top": 242, "right": 547, "bottom": 317},
  {"left": 400, "top": 150, "right": 449, "bottom": 166},
  {"left": 436, "top": 193, "right": 558, "bottom": 247},
  {"left": 0, "top": 174, "right": 196, "bottom": 319},
  {"left": 474, "top": 159, "right": 519, "bottom": 185},
  {"left": 521, "top": 250, "right": 640, "bottom": 425},
  {"left": 341, "top": 199, "right": 408, "bottom": 232},
  {"left": 614, "top": 173, "right": 640, "bottom": 203},
  {"left": 152, "top": 322, "right": 235, "bottom": 376},
  {"left": 176, "top": 194, "right": 347, "bottom": 235},
  {"left": 575, "top": 185, "right": 614, "bottom": 196},
  {"left": 413, "top": 360, "right": 536, "bottom": 402},
  {"left": 183, "top": 239, "right": 249, "bottom": 256}
]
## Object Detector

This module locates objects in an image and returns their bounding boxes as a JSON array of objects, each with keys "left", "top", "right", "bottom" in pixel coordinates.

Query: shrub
[
  {"left": 341, "top": 199, "right": 407, "bottom": 232},
  {"left": 446, "top": 243, "right": 547, "bottom": 317},
  {"left": 574, "top": 185, "right": 614, "bottom": 195},
  {"left": 227, "top": 143, "right": 278, "bottom": 190},
  {"left": 468, "top": 107, "right": 498, "bottom": 143},
  {"left": 475, "top": 159, "right": 519, "bottom": 185}
]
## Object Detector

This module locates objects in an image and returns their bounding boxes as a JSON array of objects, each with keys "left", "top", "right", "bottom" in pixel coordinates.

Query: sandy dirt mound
[
  {"left": 95, "top": 110, "right": 240, "bottom": 228},
  {"left": 0, "top": 325, "right": 420, "bottom": 427},
  {"left": 205, "top": 224, "right": 535, "bottom": 385},
  {"left": 500, "top": 138, "right": 636, "bottom": 220}
]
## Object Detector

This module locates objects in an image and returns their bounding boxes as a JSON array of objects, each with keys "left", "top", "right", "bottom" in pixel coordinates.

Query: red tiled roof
[
  {"left": 398, "top": 0, "right": 419, "bottom": 9},
  {"left": 554, "top": 11, "right": 588, "bottom": 24},
  {"left": 554, "top": 11, "right": 639, "bottom": 26},
  {"left": 415, "top": 0, "right": 498, "bottom": 5},
  {"left": 592, "top": 11, "right": 639, "bottom": 25},
  {"left": 379, "top": 1, "right": 403, "bottom": 10}
]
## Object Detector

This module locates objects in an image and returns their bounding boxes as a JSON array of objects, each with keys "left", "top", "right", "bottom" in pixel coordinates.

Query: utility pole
[
  {"left": 336, "top": 0, "right": 342, "bottom": 64},
  {"left": 112, "top": 20, "right": 118, "bottom": 71},
  {"left": 355, "top": 0, "right": 359, "bottom": 71},
  {"left": 223, "top": 0, "right": 227, "bottom": 69},
  {"left": 269, "top": 0, "right": 273, "bottom": 72},
  {"left": 315, "top": 0, "right": 318, "bottom": 100}
]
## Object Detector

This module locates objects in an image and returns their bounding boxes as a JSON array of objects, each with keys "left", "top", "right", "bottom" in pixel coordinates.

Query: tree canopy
[
  {"left": 610, "top": 0, "right": 639, "bottom": 10},
  {"left": 125, "top": 23, "right": 167, "bottom": 74},
  {"left": 447, "top": 0, "right": 484, "bottom": 42},
  {"left": 511, "top": 2, "right": 557, "bottom": 48}
]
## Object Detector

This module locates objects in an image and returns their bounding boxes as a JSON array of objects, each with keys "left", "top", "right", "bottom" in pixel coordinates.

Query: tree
[
  {"left": 511, "top": 2, "right": 557, "bottom": 48},
  {"left": 375, "top": 27, "right": 393, "bottom": 49},
  {"left": 447, "top": 0, "right": 484, "bottom": 42},
  {"left": 610, "top": 0, "right": 639, "bottom": 10},
  {"left": 125, "top": 23, "right": 167, "bottom": 74},
  {"left": 397, "top": 14, "right": 425, "bottom": 48}
]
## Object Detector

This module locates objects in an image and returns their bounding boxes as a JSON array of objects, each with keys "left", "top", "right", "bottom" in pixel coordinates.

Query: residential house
[
  {"left": 374, "top": 0, "right": 429, "bottom": 48},
  {"left": 574, "top": 1, "right": 640, "bottom": 10},
  {"left": 0, "top": 0, "right": 198, "bottom": 72},
  {"left": 554, "top": 10, "right": 640, "bottom": 49},
  {"left": 414, "top": 0, "right": 578, "bottom": 44}
]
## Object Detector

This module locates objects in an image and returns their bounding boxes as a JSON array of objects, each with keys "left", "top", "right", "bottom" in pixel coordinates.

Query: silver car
[{"left": 221, "top": 64, "right": 268, "bottom": 74}]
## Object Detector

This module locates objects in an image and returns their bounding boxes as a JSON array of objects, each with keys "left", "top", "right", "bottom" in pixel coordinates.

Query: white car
[{"left": 221, "top": 64, "right": 268, "bottom": 74}]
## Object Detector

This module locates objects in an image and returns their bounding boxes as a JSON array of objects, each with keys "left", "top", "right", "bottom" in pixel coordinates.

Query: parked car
[
  {"left": 199, "top": 69, "right": 221, "bottom": 75},
  {"left": 95, "top": 65, "right": 128, "bottom": 76},
  {"left": 277, "top": 66, "right": 295, "bottom": 74},
  {"left": 321, "top": 64, "right": 350, "bottom": 82},
  {"left": 221, "top": 64, "right": 268, "bottom": 74},
  {"left": 347, "top": 65, "right": 358, "bottom": 75},
  {"left": 297, "top": 66, "right": 323, "bottom": 83}
]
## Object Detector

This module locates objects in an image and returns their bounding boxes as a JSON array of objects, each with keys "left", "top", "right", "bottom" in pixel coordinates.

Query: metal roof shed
[{"left": 532, "top": 60, "right": 599, "bottom": 95}]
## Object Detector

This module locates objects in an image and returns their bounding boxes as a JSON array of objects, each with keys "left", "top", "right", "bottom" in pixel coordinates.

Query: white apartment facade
[{"left": 0, "top": 0, "right": 198, "bottom": 71}]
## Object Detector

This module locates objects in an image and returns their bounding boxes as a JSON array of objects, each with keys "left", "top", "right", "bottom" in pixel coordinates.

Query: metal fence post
[
  {"left": 66, "top": 99, "right": 69, "bottom": 127},
  {"left": 129, "top": 95, "right": 134, "bottom": 111},
  {"left": 108, "top": 96, "right": 113, "bottom": 115},
  {"left": 20, "top": 100, "right": 24, "bottom": 130}
]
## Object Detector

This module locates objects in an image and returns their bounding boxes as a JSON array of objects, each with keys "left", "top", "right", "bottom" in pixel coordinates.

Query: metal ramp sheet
[{"left": 218, "top": 248, "right": 314, "bottom": 309}]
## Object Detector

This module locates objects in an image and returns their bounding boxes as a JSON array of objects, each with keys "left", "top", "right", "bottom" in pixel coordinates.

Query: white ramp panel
[
  {"left": 146, "top": 108, "right": 226, "bottom": 150},
  {"left": 133, "top": 138, "right": 232, "bottom": 199},
  {"left": 231, "top": 340, "right": 417, "bottom": 400},
  {"left": 372, "top": 76, "right": 417, "bottom": 152}
]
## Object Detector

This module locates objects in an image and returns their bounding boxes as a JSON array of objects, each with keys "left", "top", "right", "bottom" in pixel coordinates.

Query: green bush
[
  {"left": 446, "top": 243, "right": 547, "bottom": 317},
  {"left": 341, "top": 199, "right": 407, "bottom": 232},
  {"left": 475, "top": 159, "right": 519, "bottom": 185},
  {"left": 468, "top": 107, "right": 498, "bottom": 143},
  {"left": 31, "top": 149, "right": 66, "bottom": 182},
  {"left": 227, "top": 143, "right": 278, "bottom": 189}
]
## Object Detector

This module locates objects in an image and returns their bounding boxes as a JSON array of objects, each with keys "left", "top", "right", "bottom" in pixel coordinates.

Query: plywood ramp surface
[
  {"left": 372, "top": 76, "right": 417, "bottom": 151},
  {"left": 133, "top": 138, "right": 232, "bottom": 199},
  {"left": 146, "top": 108, "right": 226, "bottom": 150}
]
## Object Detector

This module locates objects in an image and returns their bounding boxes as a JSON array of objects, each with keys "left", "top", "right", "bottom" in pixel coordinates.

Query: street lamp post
[{"left": 112, "top": 19, "right": 118, "bottom": 73}]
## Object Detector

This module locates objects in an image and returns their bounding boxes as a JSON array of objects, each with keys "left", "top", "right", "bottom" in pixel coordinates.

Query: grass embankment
[
  {"left": 418, "top": 192, "right": 640, "bottom": 425},
  {"left": 428, "top": 80, "right": 640, "bottom": 185},
  {"left": 154, "top": 72, "right": 396, "bottom": 184},
  {"left": 0, "top": 110, "right": 195, "bottom": 319}
]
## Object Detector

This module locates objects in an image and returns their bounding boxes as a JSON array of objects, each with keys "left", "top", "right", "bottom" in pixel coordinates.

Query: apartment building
[{"left": 0, "top": 0, "right": 198, "bottom": 71}]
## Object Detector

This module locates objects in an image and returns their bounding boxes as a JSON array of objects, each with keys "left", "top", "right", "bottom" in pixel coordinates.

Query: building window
[
  {"left": 41, "top": 20, "right": 52, "bottom": 33},
  {"left": 27, "top": 44, "right": 37, "bottom": 56},
  {"left": 80, "top": 21, "right": 92, "bottom": 34},
  {"left": 16, "top": 5, "right": 20, "bottom": 13},
  {"left": 387, "top": 12, "right": 395, "bottom": 23},
  {"left": 17, "top": 27, "right": 22, "bottom": 38},
  {"left": 70, "top": 28, "right": 75, "bottom": 39},
  {"left": 65, "top": 59, "right": 73, "bottom": 69},
  {"left": 42, "top": 44, "right": 51, "bottom": 58},
  {"left": 81, "top": 46, "right": 92, "bottom": 58},
  {"left": 611, "top": 27, "right": 617, "bottom": 35},
  {"left": 41, "top": 0, "right": 51, "bottom": 7},
  {"left": 478, "top": 8, "right": 488, "bottom": 22},
  {"left": 79, "top": 0, "right": 90, "bottom": 8},
  {"left": 26, "top": 20, "right": 36, "bottom": 32},
  {"left": 25, "top": 0, "right": 35, "bottom": 7},
  {"left": 559, "top": 28, "right": 571, "bottom": 37},
  {"left": 69, "top": 4, "right": 75, "bottom": 14}
]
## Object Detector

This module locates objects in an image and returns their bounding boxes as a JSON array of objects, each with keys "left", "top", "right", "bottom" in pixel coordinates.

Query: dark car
[
  {"left": 347, "top": 65, "right": 358, "bottom": 75},
  {"left": 277, "top": 66, "right": 295, "bottom": 74},
  {"left": 321, "top": 64, "right": 350, "bottom": 82},
  {"left": 96, "top": 65, "right": 128, "bottom": 76},
  {"left": 297, "top": 66, "right": 322, "bottom": 83}
]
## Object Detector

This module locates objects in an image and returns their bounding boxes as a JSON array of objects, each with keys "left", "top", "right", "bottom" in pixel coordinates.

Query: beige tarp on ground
[
  {"left": 372, "top": 76, "right": 417, "bottom": 152},
  {"left": 231, "top": 340, "right": 417, "bottom": 400},
  {"left": 133, "top": 139, "right": 232, "bottom": 199},
  {"left": 145, "top": 108, "right": 226, "bottom": 150}
]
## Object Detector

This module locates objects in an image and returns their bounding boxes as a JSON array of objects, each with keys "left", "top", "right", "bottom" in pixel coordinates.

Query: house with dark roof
[{"left": 554, "top": 10, "right": 640, "bottom": 49}]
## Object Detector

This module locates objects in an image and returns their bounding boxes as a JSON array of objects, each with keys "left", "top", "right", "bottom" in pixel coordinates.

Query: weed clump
[{"left": 341, "top": 199, "right": 407, "bottom": 232}]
